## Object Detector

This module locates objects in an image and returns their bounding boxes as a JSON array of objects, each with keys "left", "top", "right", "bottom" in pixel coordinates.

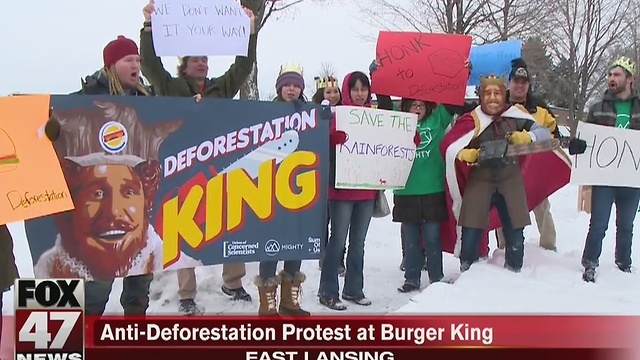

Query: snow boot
[
  {"left": 255, "top": 275, "right": 280, "bottom": 316},
  {"left": 221, "top": 285, "right": 252, "bottom": 301},
  {"left": 582, "top": 268, "right": 596, "bottom": 282},
  {"left": 278, "top": 271, "right": 310, "bottom": 316},
  {"left": 179, "top": 299, "right": 204, "bottom": 315}
]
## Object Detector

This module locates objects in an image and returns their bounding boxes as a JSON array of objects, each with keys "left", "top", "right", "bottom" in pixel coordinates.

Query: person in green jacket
[
  {"left": 139, "top": 0, "right": 258, "bottom": 315},
  {"left": 140, "top": 0, "right": 258, "bottom": 98},
  {"left": 392, "top": 99, "right": 453, "bottom": 292}
]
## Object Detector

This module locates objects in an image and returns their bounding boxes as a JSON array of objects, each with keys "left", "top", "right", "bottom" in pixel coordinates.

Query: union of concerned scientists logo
[
  {"left": 223, "top": 240, "right": 259, "bottom": 258},
  {"left": 99, "top": 121, "right": 128, "bottom": 154},
  {"left": 264, "top": 239, "right": 280, "bottom": 256}
]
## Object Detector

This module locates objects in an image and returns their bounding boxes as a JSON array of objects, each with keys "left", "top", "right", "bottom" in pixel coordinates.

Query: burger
[{"left": 0, "top": 127, "right": 19, "bottom": 171}]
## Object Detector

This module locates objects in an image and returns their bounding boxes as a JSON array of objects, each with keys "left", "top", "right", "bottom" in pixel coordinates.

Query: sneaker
[
  {"left": 504, "top": 264, "right": 521, "bottom": 273},
  {"left": 460, "top": 261, "right": 471, "bottom": 272},
  {"left": 582, "top": 268, "right": 596, "bottom": 282},
  {"left": 221, "top": 285, "right": 252, "bottom": 301},
  {"left": 397, "top": 283, "right": 419, "bottom": 293},
  {"left": 617, "top": 264, "right": 632, "bottom": 273},
  {"left": 319, "top": 297, "right": 347, "bottom": 311},
  {"left": 179, "top": 299, "right": 204, "bottom": 315},
  {"left": 342, "top": 294, "right": 372, "bottom": 306}
]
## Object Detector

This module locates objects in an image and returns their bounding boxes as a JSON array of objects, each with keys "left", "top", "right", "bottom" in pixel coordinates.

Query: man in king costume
[{"left": 440, "top": 74, "right": 571, "bottom": 272}]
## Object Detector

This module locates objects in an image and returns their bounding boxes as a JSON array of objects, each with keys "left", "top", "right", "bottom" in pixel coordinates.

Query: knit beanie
[
  {"left": 276, "top": 72, "right": 305, "bottom": 93},
  {"left": 276, "top": 64, "right": 305, "bottom": 93},
  {"left": 103, "top": 36, "right": 139, "bottom": 67}
]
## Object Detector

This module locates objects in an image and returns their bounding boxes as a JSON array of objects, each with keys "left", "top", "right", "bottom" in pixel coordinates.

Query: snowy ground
[{"left": 3, "top": 183, "right": 640, "bottom": 355}]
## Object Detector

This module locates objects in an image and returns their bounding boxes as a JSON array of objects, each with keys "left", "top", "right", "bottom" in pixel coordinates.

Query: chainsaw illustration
[{"left": 476, "top": 134, "right": 569, "bottom": 168}]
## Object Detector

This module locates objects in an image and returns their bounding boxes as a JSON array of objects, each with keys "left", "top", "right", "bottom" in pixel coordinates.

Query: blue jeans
[
  {"left": 401, "top": 222, "right": 443, "bottom": 285},
  {"left": 460, "top": 191, "right": 525, "bottom": 270},
  {"left": 582, "top": 186, "right": 640, "bottom": 269},
  {"left": 319, "top": 199, "right": 375, "bottom": 299},
  {"left": 85, "top": 274, "right": 153, "bottom": 316},
  {"left": 259, "top": 261, "right": 302, "bottom": 279}
]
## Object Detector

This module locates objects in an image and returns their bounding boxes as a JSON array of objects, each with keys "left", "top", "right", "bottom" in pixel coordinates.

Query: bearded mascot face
[
  {"left": 479, "top": 75, "right": 507, "bottom": 116},
  {"left": 54, "top": 158, "right": 161, "bottom": 280}
]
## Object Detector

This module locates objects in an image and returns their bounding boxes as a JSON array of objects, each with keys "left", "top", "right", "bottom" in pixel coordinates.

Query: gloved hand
[
  {"left": 369, "top": 59, "right": 378, "bottom": 74},
  {"left": 319, "top": 99, "right": 333, "bottom": 120},
  {"left": 508, "top": 130, "right": 532, "bottom": 145},
  {"left": 457, "top": 148, "right": 479, "bottom": 164},
  {"left": 413, "top": 131, "right": 421, "bottom": 146},
  {"left": 568, "top": 138, "right": 587, "bottom": 155},
  {"left": 291, "top": 98, "right": 304, "bottom": 112},
  {"left": 44, "top": 117, "right": 60, "bottom": 142},
  {"left": 330, "top": 130, "right": 348, "bottom": 145}
]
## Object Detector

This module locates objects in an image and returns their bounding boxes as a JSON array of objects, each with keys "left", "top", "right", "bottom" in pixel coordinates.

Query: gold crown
[
  {"left": 314, "top": 76, "right": 338, "bottom": 90},
  {"left": 611, "top": 57, "right": 635, "bottom": 75},
  {"left": 480, "top": 74, "right": 507, "bottom": 88},
  {"left": 279, "top": 63, "right": 303, "bottom": 76}
]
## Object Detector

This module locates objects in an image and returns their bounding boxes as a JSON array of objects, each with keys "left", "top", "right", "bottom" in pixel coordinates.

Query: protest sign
[
  {"left": 0, "top": 95, "right": 74, "bottom": 225},
  {"left": 468, "top": 40, "right": 521, "bottom": 86},
  {"left": 371, "top": 31, "right": 472, "bottom": 106},
  {"left": 151, "top": 0, "right": 250, "bottom": 56},
  {"left": 334, "top": 106, "right": 418, "bottom": 190},
  {"left": 24, "top": 96, "right": 329, "bottom": 281},
  {"left": 571, "top": 122, "right": 640, "bottom": 188}
]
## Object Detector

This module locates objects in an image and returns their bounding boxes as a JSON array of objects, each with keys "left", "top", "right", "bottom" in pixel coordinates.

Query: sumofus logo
[{"left": 223, "top": 240, "right": 259, "bottom": 258}]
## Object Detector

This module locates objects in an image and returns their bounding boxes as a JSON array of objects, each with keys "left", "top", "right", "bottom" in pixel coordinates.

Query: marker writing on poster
[
  {"left": 6, "top": 190, "right": 69, "bottom": 210},
  {"left": 154, "top": 2, "right": 248, "bottom": 38}
]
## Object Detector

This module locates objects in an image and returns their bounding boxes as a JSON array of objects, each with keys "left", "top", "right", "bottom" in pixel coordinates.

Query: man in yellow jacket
[{"left": 495, "top": 58, "right": 560, "bottom": 252}]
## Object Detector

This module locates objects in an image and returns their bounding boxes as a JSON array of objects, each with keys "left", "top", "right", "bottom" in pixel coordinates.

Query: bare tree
[
  {"left": 476, "top": 0, "right": 554, "bottom": 43},
  {"left": 545, "top": 0, "right": 631, "bottom": 134},
  {"left": 354, "top": 0, "right": 498, "bottom": 40},
  {"left": 239, "top": 0, "right": 326, "bottom": 100},
  {"left": 319, "top": 62, "right": 337, "bottom": 77}
]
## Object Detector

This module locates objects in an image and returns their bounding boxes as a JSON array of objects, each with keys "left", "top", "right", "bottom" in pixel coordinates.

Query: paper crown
[
  {"left": 279, "top": 63, "right": 303, "bottom": 76},
  {"left": 480, "top": 74, "right": 507, "bottom": 87},
  {"left": 611, "top": 57, "right": 635, "bottom": 75},
  {"left": 314, "top": 76, "right": 338, "bottom": 90}
]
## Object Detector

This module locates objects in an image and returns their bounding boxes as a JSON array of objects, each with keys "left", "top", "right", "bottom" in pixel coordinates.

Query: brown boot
[
  {"left": 278, "top": 270, "right": 310, "bottom": 316},
  {"left": 254, "top": 275, "right": 279, "bottom": 316}
]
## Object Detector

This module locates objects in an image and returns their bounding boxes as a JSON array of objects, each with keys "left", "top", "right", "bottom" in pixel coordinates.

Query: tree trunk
[{"left": 240, "top": 61, "right": 259, "bottom": 100}]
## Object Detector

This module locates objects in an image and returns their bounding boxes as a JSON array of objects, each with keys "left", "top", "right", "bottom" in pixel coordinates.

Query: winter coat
[
  {"left": 0, "top": 225, "right": 19, "bottom": 292},
  {"left": 328, "top": 72, "right": 377, "bottom": 201},
  {"left": 506, "top": 91, "right": 561, "bottom": 138},
  {"left": 73, "top": 70, "right": 154, "bottom": 96},
  {"left": 139, "top": 28, "right": 257, "bottom": 98},
  {"left": 585, "top": 90, "right": 640, "bottom": 129}
]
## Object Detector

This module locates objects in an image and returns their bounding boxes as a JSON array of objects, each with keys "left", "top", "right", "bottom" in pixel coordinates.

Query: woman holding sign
[
  {"left": 369, "top": 59, "right": 474, "bottom": 282},
  {"left": 254, "top": 64, "right": 311, "bottom": 316},
  {"left": 318, "top": 71, "right": 382, "bottom": 311}
]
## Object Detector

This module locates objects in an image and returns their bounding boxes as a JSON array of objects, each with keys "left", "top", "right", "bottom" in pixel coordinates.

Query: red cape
[{"left": 439, "top": 107, "right": 572, "bottom": 257}]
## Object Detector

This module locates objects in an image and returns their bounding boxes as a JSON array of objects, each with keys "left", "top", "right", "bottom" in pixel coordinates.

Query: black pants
[{"left": 85, "top": 274, "right": 154, "bottom": 316}]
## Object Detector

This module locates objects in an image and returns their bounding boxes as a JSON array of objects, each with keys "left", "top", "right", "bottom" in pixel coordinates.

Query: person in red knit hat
[
  {"left": 44, "top": 35, "right": 156, "bottom": 318},
  {"left": 71, "top": 35, "right": 152, "bottom": 95}
]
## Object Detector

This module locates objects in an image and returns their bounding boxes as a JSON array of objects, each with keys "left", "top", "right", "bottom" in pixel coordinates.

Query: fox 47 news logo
[{"left": 14, "top": 279, "right": 85, "bottom": 360}]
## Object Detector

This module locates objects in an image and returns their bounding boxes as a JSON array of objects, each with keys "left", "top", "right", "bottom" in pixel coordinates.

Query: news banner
[{"left": 12, "top": 279, "right": 640, "bottom": 360}]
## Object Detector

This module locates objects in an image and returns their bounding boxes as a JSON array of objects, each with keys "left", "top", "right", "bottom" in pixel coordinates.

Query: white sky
[{"left": 0, "top": 0, "right": 378, "bottom": 99}]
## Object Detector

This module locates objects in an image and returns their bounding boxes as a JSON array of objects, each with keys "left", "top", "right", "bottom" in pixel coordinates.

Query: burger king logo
[{"left": 99, "top": 121, "right": 128, "bottom": 154}]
